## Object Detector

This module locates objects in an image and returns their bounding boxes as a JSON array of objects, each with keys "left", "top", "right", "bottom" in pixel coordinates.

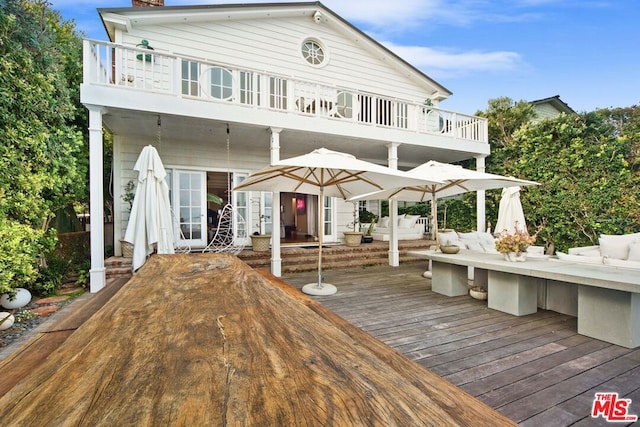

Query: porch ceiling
[{"left": 102, "top": 109, "right": 484, "bottom": 169}]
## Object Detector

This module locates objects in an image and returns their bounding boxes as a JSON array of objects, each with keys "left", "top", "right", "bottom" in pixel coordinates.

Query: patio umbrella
[
  {"left": 495, "top": 186, "right": 527, "bottom": 234},
  {"left": 233, "top": 148, "right": 436, "bottom": 296},
  {"left": 124, "top": 145, "right": 175, "bottom": 271},
  {"left": 349, "top": 160, "right": 538, "bottom": 243}
]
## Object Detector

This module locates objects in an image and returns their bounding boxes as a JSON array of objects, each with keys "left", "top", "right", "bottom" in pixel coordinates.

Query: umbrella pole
[
  {"left": 432, "top": 193, "right": 439, "bottom": 245},
  {"left": 317, "top": 187, "right": 323, "bottom": 288},
  {"left": 301, "top": 186, "right": 337, "bottom": 296}
]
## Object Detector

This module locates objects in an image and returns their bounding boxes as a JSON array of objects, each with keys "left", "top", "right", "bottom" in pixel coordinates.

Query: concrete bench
[{"left": 408, "top": 249, "right": 640, "bottom": 348}]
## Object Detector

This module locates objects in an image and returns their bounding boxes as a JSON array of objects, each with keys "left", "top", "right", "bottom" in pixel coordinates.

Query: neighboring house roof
[
  {"left": 98, "top": 1, "right": 452, "bottom": 101},
  {"left": 529, "top": 95, "right": 576, "bottom": 121}
]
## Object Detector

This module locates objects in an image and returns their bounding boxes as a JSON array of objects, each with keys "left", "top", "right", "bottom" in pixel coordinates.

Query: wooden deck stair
[{"left": 105, "top": 239, "right": 435, "bottom": 280}]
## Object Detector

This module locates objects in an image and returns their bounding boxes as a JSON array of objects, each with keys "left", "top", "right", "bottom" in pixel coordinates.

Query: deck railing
[{"left": 83, "top": 40, "right": 488, "bottom": 143}]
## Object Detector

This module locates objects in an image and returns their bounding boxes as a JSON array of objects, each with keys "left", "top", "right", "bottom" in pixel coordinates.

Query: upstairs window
[
  {"left": 301, "top": 39, "right": 326, "bottom": 66},
  {"left": 207, "top": 67, "right": 233, "bottom": 100},
  {"left": 181, "top": 60, "right": 199, "bottom": 96}
]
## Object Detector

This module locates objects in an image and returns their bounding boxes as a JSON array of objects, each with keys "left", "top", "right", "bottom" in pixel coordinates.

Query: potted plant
[
  {"left": 495, "top": 226, "right": 538, "bottom": 262},
  {"left": 250, "top": 197, "right": 271, "bottom": 252},
  {"left": 358, "top": 211, "right": 377, "bottom": 243},
  {"left": 343, "top": 202, "right": 363, "bottom": 247}
]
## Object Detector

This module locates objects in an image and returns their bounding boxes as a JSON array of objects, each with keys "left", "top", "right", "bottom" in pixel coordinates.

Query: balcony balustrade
[{"left": 83, "top": 40, "right": 487, "bottom": 144}]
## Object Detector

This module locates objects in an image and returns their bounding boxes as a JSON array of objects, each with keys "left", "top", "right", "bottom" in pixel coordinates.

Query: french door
[{"left": 174, "top": 170, "right": 207, "bottom": 248}]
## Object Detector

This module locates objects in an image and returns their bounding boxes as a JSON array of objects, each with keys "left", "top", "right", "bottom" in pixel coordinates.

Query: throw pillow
[
  {"left": 404, "top": 215, "right": 420, "bottom": 227},
  {"left": 598, "top": 233, "right": 640, "bottom": 260},
  {"left": 578, "top": 249, "right": 602, "bottom": 257},
  {"left": 627, "top": 242, "right": 640, "bottom": 261},
  {"left": 465, "top": 241, "right": 484, "bottom": 252},
  {"left": 396, "top": 214, "right": 406, "bottom": 226},
  {"left": 377, "top": 217, "right": 390, "bottom": 228},
  {"left": 399, "top": 217, "right": 415, "bottom": 228},
  {"left": 457, "top": 231, "right": 480, "bottom": 240}
]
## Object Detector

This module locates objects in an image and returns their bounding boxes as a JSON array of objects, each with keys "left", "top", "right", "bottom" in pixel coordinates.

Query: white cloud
[{"left": 383, "top": 42, "right": 524, "bottom": 78}]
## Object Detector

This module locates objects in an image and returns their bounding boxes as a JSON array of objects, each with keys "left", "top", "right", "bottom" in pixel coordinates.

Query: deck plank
[
  {"left": 282, "top": 262, "right": 639, "bottom": 426},
  {"left": 0, "top": 255, "right": 514, "bottom": 426}
]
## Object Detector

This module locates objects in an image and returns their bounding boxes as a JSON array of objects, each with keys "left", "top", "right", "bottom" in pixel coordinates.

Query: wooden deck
[
  {"left": 282, "top": 263, "right": 640, "bottom": 426},
  {"left": 0, "top": 254, "right": 513, "bottom": 426}
]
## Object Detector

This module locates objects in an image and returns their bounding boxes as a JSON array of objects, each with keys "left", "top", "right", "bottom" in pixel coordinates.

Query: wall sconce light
[{"left": 136, "top": 39, "right": 154, "bottom": 62}]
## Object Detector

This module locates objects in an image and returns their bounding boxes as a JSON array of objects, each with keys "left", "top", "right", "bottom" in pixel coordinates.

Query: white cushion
[
  {"left": 603, "top": 257, "right": 640, "bottom": 269},
  {"left": 578, "top": 249, "right": 602, "bottom": 257},
  {"left": 556, "top": 252, "right": 603, "bottom": 264},
  {"left": 477, "top": 232, "right": 496, "bottom": 247},
  {"left": 399, "top": 217, "right": 415, "bottom": 228},
  {"left": 527, "top": 245, "right": 544, "bottom": 256},
  {"left": 377, "top": 217, "right": 390, "bottom": 228},
  {"left": 404, "top": 215, "right": 420, "bottom": 226},
  {"left": 396, "top": 214, "right": 406, "bottom": 226},
  {"left": 627, "top": 242, "right": 640, "bottom": 261},
  {"left": 481, "top": 244, "right": 500, "bottom": 254},
  {"left": 465, "top": 241, "right": 484, "bottom": 251},
  {"left": 457, "top": 231, "right": 479, "bottom": 240},
  {"left": 599, "top": 232, "right": 640, "bottom": 260}
]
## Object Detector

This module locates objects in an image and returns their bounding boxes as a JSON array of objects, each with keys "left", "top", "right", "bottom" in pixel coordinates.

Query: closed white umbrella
[
  {"left": 124, "top": 145, "right": 175, "bottom": 271},
  {"left": 349, "top": 160, "right": 538, "bottom": 243},
  {"left": 495, "top": 186, "right": 527, "bottom": 234},
  {"left": 234, "top": 148, "right": 436, "bottom": 295}
]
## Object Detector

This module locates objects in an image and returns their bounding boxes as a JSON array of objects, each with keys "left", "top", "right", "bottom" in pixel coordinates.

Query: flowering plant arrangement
[{"left": 494, "top": 228, "right": 537, "bottom": 254}]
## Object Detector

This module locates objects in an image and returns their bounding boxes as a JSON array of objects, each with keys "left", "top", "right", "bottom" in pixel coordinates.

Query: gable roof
[
  {"left": 98, "top": 1, "right": 452, "bottom": 100},
  {"left": 529, "top": 95, "right": 576, "bottom": 115}
]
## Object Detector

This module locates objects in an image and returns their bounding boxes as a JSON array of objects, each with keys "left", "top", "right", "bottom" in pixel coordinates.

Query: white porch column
[
  {"left": 476, "top": 155, "right": 487, "bottom": 233},
  {"left": 387, "top": 143, "right": 400, "bottom": 266},
  {"left": 269, "top": 127, "right": 282, "bottom": 276},
  {"left": 88, "top": 105, "right": 106, "bottom": 293}
]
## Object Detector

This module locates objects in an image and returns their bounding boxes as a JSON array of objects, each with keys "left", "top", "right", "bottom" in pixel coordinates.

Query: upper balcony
[{"left": 82, "top": 40, "right": 488, "bottom": 159}]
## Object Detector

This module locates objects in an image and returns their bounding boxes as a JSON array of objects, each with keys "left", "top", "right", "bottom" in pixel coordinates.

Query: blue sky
[{"left": 50, "top": 0, "right": 639, "bottom": 114}]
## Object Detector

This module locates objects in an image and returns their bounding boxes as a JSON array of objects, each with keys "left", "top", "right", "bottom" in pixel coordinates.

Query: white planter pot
[
  {"left": 1, "top": 287, "right": 32, "bottom": 309},
  {"left": 503, "top": 252, "right": 527, "bottom": 262},
  {"left": 343, "top": 231, "right": 363, "bottom": 247},
  {"left": 250, "top": 235, "right": 272, "bottom": 252},
  {"left": 0, "top": 312, "right": 15, "bottom": 330}
]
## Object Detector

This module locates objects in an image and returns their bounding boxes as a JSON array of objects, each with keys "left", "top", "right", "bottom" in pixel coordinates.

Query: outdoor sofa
[
  {"left": 371, "top": 214, "right": 424, "bottom": 241},
  {"left": 566, "top": 232, "right": 640, "bottom": 269}
]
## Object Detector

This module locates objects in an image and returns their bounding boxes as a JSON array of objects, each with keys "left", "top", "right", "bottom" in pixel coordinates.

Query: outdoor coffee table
[{"left": 409, "top": 249, "right": 640, "bottom": 348}]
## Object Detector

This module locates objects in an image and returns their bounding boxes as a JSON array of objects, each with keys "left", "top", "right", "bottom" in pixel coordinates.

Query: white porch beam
[
  {"left": 476, "top": 155, "right": 487, "bottom": 233},
  {"left": 387, "top": 143, "right": 400, "bottom": 267},
  {"left": 88, "top": 105, "right": 106, "bottom": 293},
  {"left": 269, "top": 127, "right": 282, "bottom": 276}
]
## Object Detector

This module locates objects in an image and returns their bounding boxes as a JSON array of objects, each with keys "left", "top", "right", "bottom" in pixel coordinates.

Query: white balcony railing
[{"left": 83, "top": 40, "right": 488, "bottom": 143}]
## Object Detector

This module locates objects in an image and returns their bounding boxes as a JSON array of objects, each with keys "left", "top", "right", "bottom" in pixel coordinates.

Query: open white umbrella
[
  {"left": 349, "top": 160, "right": 538, "bottom": 243},
  {"left": 124, "top": 145, "right": 175, "bottom": 271},
  {"left": 233, "top": 148, "right": 436, "bottom": 296},
  {"left": 495, "top": 186, "right": 527, "bottom": 234}
]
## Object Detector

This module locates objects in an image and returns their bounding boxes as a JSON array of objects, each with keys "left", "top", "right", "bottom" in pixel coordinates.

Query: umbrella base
[{"left": 302, "top": 283, "right": 337, "bottom": 296}]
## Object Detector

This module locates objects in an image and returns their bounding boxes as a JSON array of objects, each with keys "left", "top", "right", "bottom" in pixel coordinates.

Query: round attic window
[{"left": 301, "top": 39, "right": 326, "bottom": 66}]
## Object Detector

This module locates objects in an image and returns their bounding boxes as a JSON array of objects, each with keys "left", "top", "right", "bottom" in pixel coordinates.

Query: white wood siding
[
  {"left": 114, "top": 137, "right": 357, "bottom": 246},
  {"left": 121, "top": 16, "right": 436, "bottom": 105}
]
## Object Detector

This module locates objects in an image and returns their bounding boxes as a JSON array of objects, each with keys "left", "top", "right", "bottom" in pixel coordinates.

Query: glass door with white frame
[
  {"left": 175, "top": 170, "right": 207, "bottom": 248},
  {"left": 233, "top": 173, "right": 250, "bottom": 244}
]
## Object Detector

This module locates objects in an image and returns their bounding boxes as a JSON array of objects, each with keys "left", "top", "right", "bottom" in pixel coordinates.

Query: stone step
[{"left": 104, "top": 240, "right": 435, "bottom": 279}]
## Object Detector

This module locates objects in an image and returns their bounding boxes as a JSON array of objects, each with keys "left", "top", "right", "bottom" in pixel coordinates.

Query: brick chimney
[{"left": 132, "top": 0, "right": 164, "bottom": 7}]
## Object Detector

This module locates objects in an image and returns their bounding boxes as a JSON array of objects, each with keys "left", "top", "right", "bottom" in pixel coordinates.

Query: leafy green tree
[
  {"left": 480, "top": 98, "right": 640, "bottom": 252},
  {"left": 0, "top": 0, "right": 86, "bottom": 294}
]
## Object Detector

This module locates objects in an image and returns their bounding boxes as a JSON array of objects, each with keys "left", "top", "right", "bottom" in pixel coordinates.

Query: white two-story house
[{"left": 82, "top": 1, "right": 490, "bottom": 292}]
